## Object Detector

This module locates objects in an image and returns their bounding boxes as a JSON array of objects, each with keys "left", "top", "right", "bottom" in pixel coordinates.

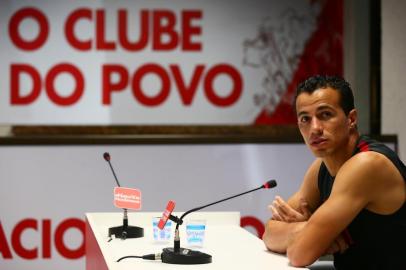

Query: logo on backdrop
[{"left": 7, "top": 8, "right": 242, "bottom": 108}]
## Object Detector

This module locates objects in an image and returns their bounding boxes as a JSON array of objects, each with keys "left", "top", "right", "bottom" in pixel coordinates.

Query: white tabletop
[{"left": 86, "top": 212, "right": 308, "bottom": 270}]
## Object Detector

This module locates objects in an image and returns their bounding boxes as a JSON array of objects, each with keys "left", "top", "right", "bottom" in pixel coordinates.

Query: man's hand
[
  {"left": 324, "top": 233, "right": 349, "bottom": 254},
  {"left": 269, "top": 196, "right": 350, "bottom": 255},
  {"left": 269, "top": 196, "right": 311, "bottom": 222}
]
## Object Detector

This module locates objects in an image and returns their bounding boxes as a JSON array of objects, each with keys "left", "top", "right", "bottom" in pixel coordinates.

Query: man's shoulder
[
  {"left": 350, "top": 150, "right": 389, "bottom": 165},
  {"left": 343, "top": 144, "right": 406, "bottom": 213},
  {"left": 338, "top": 151, "right": 400, "bottom": 187},
  {"left": 343, "top": 151, "right": 393, "bottom": 174}
]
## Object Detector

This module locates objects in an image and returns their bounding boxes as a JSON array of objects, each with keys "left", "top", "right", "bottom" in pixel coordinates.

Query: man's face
[{"left": 295, "top": 87, "right": 355, "bottom": 157}]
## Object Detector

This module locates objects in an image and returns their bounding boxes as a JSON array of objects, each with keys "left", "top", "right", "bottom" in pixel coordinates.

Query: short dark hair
[{"left": 295, "top": 75, "right": 355, "bottom": 115}]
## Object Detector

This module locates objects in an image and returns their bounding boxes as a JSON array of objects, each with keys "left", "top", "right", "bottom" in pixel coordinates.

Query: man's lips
[{"left": 310, "top": 138, "right": 327, "bottom": 146}]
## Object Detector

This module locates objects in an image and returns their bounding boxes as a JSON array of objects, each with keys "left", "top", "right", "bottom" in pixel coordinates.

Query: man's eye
[
  {"left": 320, "top": 111, "right": 332, "bottom": 119},
  {"left": 299, "top": 116, "right": 310, "bottom": 123}
]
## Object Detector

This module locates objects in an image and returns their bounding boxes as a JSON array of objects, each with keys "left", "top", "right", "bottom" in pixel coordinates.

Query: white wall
[{"left": 382, "top": 0, "right": 406, "bottom": 159}]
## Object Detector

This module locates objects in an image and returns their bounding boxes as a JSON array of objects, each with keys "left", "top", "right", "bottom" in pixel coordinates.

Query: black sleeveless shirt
[{"left": 318, "top": 135, "right": 406, "bottom": 270}]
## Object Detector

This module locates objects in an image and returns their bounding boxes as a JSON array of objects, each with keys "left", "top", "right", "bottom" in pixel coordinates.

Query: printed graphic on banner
[
  {"left": 0, "top": 0, "right": 342, "bottom": 125},
  {"left": 113, "top": 187, "right": 141, "bottom": 210},
  {"left": 244, "top": 0, "right": 343, "bottom": 124}
]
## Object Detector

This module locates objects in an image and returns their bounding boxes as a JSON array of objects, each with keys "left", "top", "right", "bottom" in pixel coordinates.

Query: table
[{"left": 86, "top": 212, "right": 308, "bottom": 270}]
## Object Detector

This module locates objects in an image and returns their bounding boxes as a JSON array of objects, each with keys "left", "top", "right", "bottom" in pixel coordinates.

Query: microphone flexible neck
[
  {"left": 107, "top": 160, "right": 121, "bottom": 187},
  {"left": 175, "top": 185, "right": 264, "bottom": 229}
]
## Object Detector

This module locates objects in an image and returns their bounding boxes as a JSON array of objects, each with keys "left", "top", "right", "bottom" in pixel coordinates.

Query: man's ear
[{"left": 348, "top": 109, "right": 357, "bottom": 129}]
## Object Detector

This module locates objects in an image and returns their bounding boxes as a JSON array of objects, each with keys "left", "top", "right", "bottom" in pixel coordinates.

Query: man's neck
[{"left": 323, "top": 132, "right": 360, "bottom": 176}]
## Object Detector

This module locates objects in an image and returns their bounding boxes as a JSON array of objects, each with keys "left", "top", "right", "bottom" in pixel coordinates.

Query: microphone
[
  {"left": 103, "top": 152, "right": 144, "bottom": 240},
  {"left": 158, "top": 179, "right": 277, "bottom": 264},
  {"left": 103, "top": 152, "right": 121, "bottom": 187}
]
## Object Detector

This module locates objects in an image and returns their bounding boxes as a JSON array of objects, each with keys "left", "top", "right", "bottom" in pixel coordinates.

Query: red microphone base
[{"left": 161, "top": 248, "right": 212, "bottom": 264}]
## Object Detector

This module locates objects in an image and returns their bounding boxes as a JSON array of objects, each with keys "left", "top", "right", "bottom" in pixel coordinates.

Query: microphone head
[
  {"left": 103, "top": 152, "right": 111, "bottom": 161},
  {"left": 263, "top": 179, "right": 277, "bottom": 189},
  {"left": 158, "top": 200, "right": 176, "bottom": 230}
]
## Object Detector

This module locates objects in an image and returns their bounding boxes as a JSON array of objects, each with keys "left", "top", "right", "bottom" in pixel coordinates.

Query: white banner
[
  {"left": 0, "top": 0, "right": 325, "bottom": 124},
  {"left": 0, "top": 140, "right": 396, "bottom": 269},
  {"left": 0, "top": 142, "right": 313, "bottom": 269}
]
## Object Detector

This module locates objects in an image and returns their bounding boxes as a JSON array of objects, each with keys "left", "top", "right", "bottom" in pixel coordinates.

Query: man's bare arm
[
  {"left": 287, "top": 152, "right": 404, "bottom": 266},
  {"left": 263, "top": 159, "right": 321, "bottom": 252},
  {"left": 263, "top": 220, "right": 306, "bottom": 253}
]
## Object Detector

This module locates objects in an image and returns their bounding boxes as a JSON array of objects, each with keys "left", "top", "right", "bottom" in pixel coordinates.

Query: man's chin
[
  {"left": 310, "top": 147, "right": 329, "bottom": 157},
  {"left": 304, "top": 141, "right": 330, "bottom": 157}
]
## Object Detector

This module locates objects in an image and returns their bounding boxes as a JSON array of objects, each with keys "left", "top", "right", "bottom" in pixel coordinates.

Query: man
[{"left": 263, "top": 75, "right": 406, "bottom": 269}]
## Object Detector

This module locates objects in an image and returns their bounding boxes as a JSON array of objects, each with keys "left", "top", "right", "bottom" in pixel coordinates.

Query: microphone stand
[
  {"left": 104, "top": 152, "right": 144, "bottom": 240},
  {"left": 161, "top": 180, "right": 277, "bottom": 264}
]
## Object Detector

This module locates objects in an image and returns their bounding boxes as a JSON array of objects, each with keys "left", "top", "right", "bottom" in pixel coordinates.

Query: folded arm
[
  {"left": 263, "top": 217, "right": 307, "bottom": 253},
  {"left": 287, "top": 152, "right": 395, "bottom": 266},
  {"left": 263, "top": 159, "right": 321, "bottom": 253}
]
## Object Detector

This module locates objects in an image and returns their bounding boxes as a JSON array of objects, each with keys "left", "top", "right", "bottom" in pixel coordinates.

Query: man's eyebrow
[
  {"left": 297, "top": 111, "right": 308, "bottom": 117},
  {"left": 316, "top": 105, "right": 335, "bottom": 111},
  {"left": 297, "top": 105, "right": 335, "bottom": 117}
]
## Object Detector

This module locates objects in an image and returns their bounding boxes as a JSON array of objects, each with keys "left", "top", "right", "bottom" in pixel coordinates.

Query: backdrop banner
[
  {"left": 0, "top": 142, "right": 312, "bottom": 269},
  {"left": 0, "top": 140, "right": 396, "bottom": 269},
  {"left": 0, "top": 0, "right": 342, "bottom": 125}
]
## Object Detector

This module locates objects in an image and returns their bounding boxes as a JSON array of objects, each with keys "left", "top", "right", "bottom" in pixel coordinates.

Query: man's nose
[{"left": 310, "top": 118, "right": 323, "bottom": 134}]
